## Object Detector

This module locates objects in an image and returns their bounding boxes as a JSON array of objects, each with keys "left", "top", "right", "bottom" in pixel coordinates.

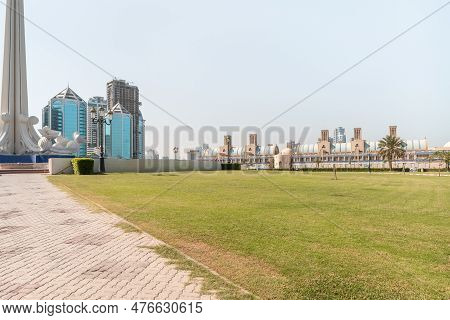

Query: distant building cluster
[
  {"left": 199, "top": 126, "right": 448, "bottom": 170},
  {"left": 145, "top": 148, "right": 160, "bottom": 160},
  {"left": 288, "top": 126, "right": 431, "bottom": 170},
  {"left": 42, "top": 80, "right": 145, "bottom": 159},
  {"left": 186, "top": 144, "right": 210, "bottom": 161},
  {"left": 199, "top": 134, "right": 280, "bottom": 170}
]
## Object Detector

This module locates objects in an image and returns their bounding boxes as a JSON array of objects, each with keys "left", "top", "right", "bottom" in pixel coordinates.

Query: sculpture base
[{"left": 0, "top": 154, "right": 74, "bottom": 164}]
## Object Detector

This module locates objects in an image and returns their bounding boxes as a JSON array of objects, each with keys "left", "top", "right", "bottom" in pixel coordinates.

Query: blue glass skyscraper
[
  {"left": 41, "top": 87, "right": 87, "bottom": 157},
  {"left": 137, "top": 111, "right": 145, "bottom": 159},
  {"left": 105, "top": 103, "right": 133, "bottom": 159}
]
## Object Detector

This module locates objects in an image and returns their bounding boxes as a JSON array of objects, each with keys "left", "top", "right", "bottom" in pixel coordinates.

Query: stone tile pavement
[{"left": 0, "top": 174, "right": 215, "bottom": 300}]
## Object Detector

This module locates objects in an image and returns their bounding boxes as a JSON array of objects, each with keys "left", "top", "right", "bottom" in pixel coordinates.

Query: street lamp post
[
  {"left": 226, "top": 136, "right": 231, "bottom": 164},
  {"left": 90, "top": 106, "right": 113, "bottom": 174}
]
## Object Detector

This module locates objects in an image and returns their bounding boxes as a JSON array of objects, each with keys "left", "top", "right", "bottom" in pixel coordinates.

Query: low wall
[
  {"left": 0, "top": 154, "right": 73, "bottom": 164},
  {"left": 0, "top": 163, "right": 48, "bottom": 170},
  {"left": 49, "top": 158, "right": 74, "bottom": 175},
  {"left": 49, "top": 158, "right": 221, "bottom": 175}
]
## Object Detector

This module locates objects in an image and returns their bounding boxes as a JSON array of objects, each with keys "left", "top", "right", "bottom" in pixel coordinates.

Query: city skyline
[
  {"left": 0, "top": 0, "right": 449, "bottom": 152},
  {"left": 41, "top": 83, "right": 145, "bottom": 160}
]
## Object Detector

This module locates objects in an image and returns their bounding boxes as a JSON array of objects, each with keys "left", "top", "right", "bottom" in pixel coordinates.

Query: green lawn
[{"left": 49, "top": 172, "right": 450, "bottom": 300}]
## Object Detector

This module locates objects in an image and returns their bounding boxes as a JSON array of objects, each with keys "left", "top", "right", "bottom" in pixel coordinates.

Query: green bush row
[
  {"left": 221, "top": 163, "right": 242, "bottom": 171},
  {"left": 71, "top": 158, "right": 95, "bottom": 175},
  {"left": 421, "top": 168, "right": 450, "bottom": 172},
  {"left": 295, "top": 168, "right": 411, "bottom": 173}
]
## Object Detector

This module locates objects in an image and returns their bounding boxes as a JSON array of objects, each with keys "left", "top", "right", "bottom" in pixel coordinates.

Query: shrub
[
  {"left": 221, "top": 163, "right": 241, "bottom": 171},
  {"left": 295, "top": 168, "right": 410, "bottom": 173},
  {"left": 422, "top": 168, "right": 447, "bottom": 173},
  {"left": 71, "top": 158, "right": 95, "bottom": 175}
]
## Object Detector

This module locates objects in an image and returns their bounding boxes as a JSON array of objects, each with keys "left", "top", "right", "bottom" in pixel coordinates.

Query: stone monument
[{"left": 0, "top": 0, "right": 84, "bottom": 156}]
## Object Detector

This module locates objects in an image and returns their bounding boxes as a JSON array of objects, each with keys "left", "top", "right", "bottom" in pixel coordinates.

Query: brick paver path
[{"left": 0, "top": 174, "right": 215, "bottom": 300}]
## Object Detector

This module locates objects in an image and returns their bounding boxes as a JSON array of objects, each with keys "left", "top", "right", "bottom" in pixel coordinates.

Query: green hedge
[
  {"left": 71, "top": 158, "right": 95, "bottom": 175},
  {"left": 296, "top": 168, "right": 410, "bottom": 173},
  {"left": 221, "top": 163, "right": 241, "bottom": 171},
  {"left": 422, "top": 168, "right": 449, "bottom": 173}
]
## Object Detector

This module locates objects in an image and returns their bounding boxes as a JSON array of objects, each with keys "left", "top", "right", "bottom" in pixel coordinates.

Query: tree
[
  {"left": 378, "top": 135, "right": 406, "bottom": 171},
  {"left": 432, "top": 151, "right": 450, "bottom": 172},
  {"left": 315, "top": 157, "right": 322, "bottom": 169}
]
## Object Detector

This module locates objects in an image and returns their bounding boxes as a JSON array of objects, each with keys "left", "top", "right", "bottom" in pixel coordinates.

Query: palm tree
[
  {"left": 378, "top": 135, "right": 406, "bottom": 171},
  {"left": 432, "top": 151, "right": 450, "bottom": 172}
]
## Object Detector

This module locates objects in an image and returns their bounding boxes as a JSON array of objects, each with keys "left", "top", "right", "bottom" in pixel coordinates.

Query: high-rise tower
[
  {"left": 333, "top": 127, "right": 347, "bottom": 144},
  {"left": 106, "top": 79, "right": 144, "bottom": 159}
]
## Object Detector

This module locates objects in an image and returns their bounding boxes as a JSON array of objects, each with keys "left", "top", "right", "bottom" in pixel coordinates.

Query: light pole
[
  {"left": 226, "top": 136, "right": 231, "bottom": 164},
  {"left": 90, "top": 106, "right": 113, "bottom": 174},
  {"left": 173, "top": 147, "right": 179, "bottom": 160}
]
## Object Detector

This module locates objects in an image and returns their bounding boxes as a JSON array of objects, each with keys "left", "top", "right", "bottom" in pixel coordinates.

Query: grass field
[{"left": 49, "top": 172, "right": 450, "bottom": 300}]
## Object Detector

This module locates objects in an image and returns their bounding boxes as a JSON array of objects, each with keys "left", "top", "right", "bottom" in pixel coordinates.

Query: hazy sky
[{"left": 1, "top": 0, "right": 449, "bottom": 153}]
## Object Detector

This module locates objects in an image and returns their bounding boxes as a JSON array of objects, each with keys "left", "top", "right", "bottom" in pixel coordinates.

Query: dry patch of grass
[
  {"left": 165, "top": 238, "right": 288, "bottom": 300},
  {"left": 145, "top": 245, "right": 255, "bottom": 300}
]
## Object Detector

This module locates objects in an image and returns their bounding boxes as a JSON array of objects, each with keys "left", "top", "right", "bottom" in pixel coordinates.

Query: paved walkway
[{"left": 0, "top": 174, "right": 214, "bottom": 300}]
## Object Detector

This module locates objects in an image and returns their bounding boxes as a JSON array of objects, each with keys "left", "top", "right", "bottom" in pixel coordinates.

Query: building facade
[
  {"left": 187, "top": 144, "right": 210, "bottom": 161},
  {"left": 106, "top": 79, "right": 145, "bottom": 159},
  {"left": 137, "top": 111, "right": 145, "bottom": 159},
  {"left": 290, "top": 126, "right": 431, "bottom": 170},
  {"left": 187, "top": 150, "right": 199, "bottom": 161},
  {"left": 86, "top": 96, "right": 107, "bottom": 157},
  {"left": 105, "top": 103, "right": 133, "bottom": 160},
  {"left": 200, "top": 135, "right": 280, "bottom": 169},
  {"left": 333, "top": 127, "right": 347, "bottom": 144},
  {"left": 42, "top": 87, "right": 87, "bottom": 156},
  {"left": 198, "top": 126, "right": 442, "bottom": 171}
]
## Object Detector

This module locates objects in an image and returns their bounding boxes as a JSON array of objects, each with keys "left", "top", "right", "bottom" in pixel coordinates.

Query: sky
[{"left": 1, "top": 0, "right": 449, "bottom": 155}]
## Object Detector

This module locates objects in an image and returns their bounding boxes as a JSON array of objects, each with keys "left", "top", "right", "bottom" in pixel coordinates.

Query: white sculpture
[
  {"left": 37, "top": 127, "right": 86, "bottom": 154},
  {"left": 0, "top": 0, "right": 81, "bottom": 156},
  {"left": 39, "top": 127, "right": 60, "bottom": 140},
  {"left": 37, "top": 137, "right": 52, "bottom": 152}
]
